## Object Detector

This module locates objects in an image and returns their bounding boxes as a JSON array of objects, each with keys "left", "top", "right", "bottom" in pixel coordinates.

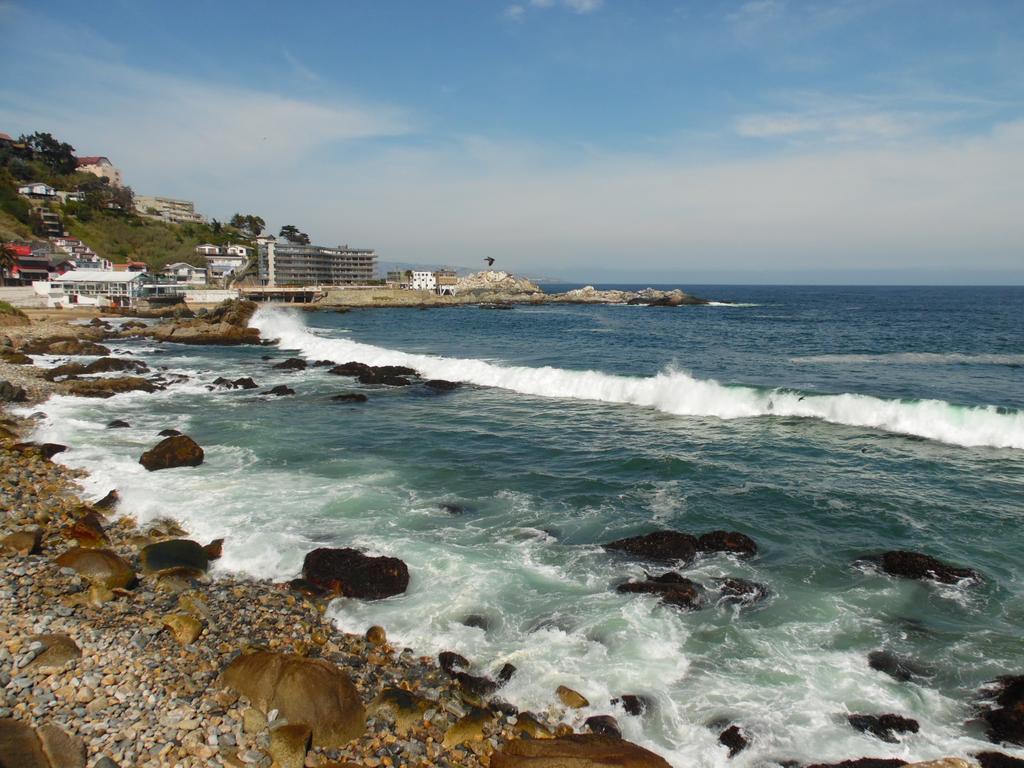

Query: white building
[
  {"left": 410, "top": 271, "right": 436, "bottom": 291},
  {"left": 75, "top": 156, "right": 123, "bottom": 187},
  {"left": 52, "top": 270, "right": 147, "bottom": 307},
  {"left": 196, "top": 243, "right": 251, "bottom": 280},
  {"left": 162, "top": 262, "right": 208, "bottom": 285},
  {"left": 135, "top": 195, "right": 205, "bottom": 224},
  {"left": 18, "top": 182, "right": 56, "bottom": 198}
]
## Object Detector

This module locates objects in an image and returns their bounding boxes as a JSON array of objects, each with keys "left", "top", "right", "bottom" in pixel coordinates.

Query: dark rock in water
[
  {"left": 847, "top": 713, "right": 919, "bottom": 743},
  {"left": 489, "top": 699, "right": 519, "bottom": 717},
  {"left": 329, "top": 362, "right": 372, "bottom": 377},
  {"left": 203, "top": 538, "right": 224, "bottom": 560},
  {"left": 441, "top": 502, "right": 466, "bottom": 515},
  {"left": 358, "top": 372, "right": 412, "bottom": 386},
  {"left": 604, "top": 530, "right": 698, "bottom": 564},
  {"left": 585, "top": 715, "right": 622, "bottom": 739},
  {"left": 64, "top": 376, "right": 159, "bottom": 398},
  {"left": 261, "top": 355, "right": 274, "bottom": 360},
  {"left": 424, "top": 379, "right": 460, "bottom": 391},
  {"left": 273, "top": 357, "right": 307, "bottom": 371},
  {"left": 977, "top": 752, "right": 1024, "bottom": 768},
  {"left": 0, "top": 380, "right": 29, "bottom": 402},
  {"left": 265, "top": 385, "right": 295, "bottom": 397},
  {"left": 302, "top": 547, "right": 409, "bottom": 599},
  {"left": 611, "top": 695, "right": 650, "bottom": 717},
  {"left": 807, "top": 761, "right": 907, "bottom": 768},
  {"left": 452, "top": 670, "right": 499, "bottom": 698},
  {"left": 139, "top": 435, "right": 204, "bottom": 471},
  {"left": 234, "top": 377, "right": 258, "bottom": 389},
  {"left": 718, "top": 725, "right": 748, "bottom": 757},
  {"left": 140, "top": 539, "right": 210, "bottom": 576},
  {"left": 979, "top": 675, "right": 1024, "bottom": 746},
  {"left": 286, "top": 578, "right": 328, "bottom": 598},
  {"left": 376, "top": 365, "right": 417, "bottom": 377},
  {"left": 867, "top": 650, "right": 928, "bottom": 682},
  {"left": 871, "top": 550, "right": 980, "bottom": 584},
  {"left": 708, "top": 577, "right": 770, "bottom": 606},
  {"left": 439, "top": 651, "right": 470, "bottom": 675},
  {"left": 462, "top": 614, "right": 489, "bottom": 630},
  {"left": 313, "top": 359, "right": 335, "bottom": 367},
  {"left": 158, "top": 428, "right": 182, "bottom": 437},
  {"left": 497, "top": 663, "right": 517, "bottom": 683},
  {"left": 85, "top": 356, "right": 148, "bottom": 374},
  {"left": 93, "top": 489, "right": 119, "bottom": 510},
  {"left": 331, "top": 393, "right": 368, "bottom": 403},
  {"left": 616, "top": 573, "right": 705, "bottom": 610},
  {"left": 107, "top": 420, "right": 131, "bottom": 429},
  {"left": 697, "top": 530, "right": 758, "bottom": 558},
  {"left": 13, "top": 442, "right": 68, "bottom": 460}
]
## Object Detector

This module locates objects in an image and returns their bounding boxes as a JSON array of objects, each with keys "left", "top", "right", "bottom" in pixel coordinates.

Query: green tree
[
  {"left": 19, "top": 132, "right": 76, "bottom": 175},
  {"left": 279, "top": 224, "right": 310, "bottom": 244},
  {"left": 230, "top": 213, "right": 265, "bottom": 237}
]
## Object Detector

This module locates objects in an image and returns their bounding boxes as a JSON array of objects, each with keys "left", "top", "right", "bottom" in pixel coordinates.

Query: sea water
[{"left": 24, "top": 285, "right": 1024, "bottom": 766}]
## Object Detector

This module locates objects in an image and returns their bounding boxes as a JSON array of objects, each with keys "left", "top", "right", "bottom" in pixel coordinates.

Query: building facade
[
  {"left": 135, "top": 195, "right": 205, "bottom": 224},
  {"left": 161, "top": 262, "right": 208, "bottom": 285},
  {"left": 75, "top": 156, "right": 123, "bottom": 187},
  {"left": 52, "top": 270, "right": 146, "bottom": 307},
  {"left": 18, "top": 182, "right": 56, "bottom": 198},
  {"left": 257, "top": 238, "right": 376, "bottom": 287},
  {"left": 410, "top": 271, "right": 436, "bottom": 291}
]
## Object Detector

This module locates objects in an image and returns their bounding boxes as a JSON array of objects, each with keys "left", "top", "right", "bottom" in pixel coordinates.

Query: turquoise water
[{"left": 27, "top": 286, "right": 1024, "bottom": 766}]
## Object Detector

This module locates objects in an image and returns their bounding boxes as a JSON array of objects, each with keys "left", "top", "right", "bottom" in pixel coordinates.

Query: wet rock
[
  {"left": 441, "top": 502, "right": 467, "bottom": 515},
  {"left": 868, "top": 650, "right": 928, "bottom": 682},
  {"left": 604, "top": 531, "right": 698, "bottom": 563},
  {"left": 612, "top": 695, "right": 650, "bottom": 717},
  {"left": 157, "top": 428, "right": 182, "bottom": 437},
  {"left": 84, "top": 357, "right": 148, "bottom": 374},
  {"left": 140, "top": 539, "right": 210, "bottom": 576},
  {"left": 707, "top": 577, "right": 770, "bottom": 607},
  {"left": 331, "top": 393, "right": 368, "bottom": 403},
  {"left": 358, "top": 371, "right": 412, "bottom": 386},
  {"left": 807, "top": 761, "right": 907, "bottom": 768},
  {"left": 979, "top": 675, "right": 1024, "bottom": 746},
  {"left": 424, "top": 379, "right": 460, "bottom": 391},
  {"left": 273, "top": 357, "right": 307, "bottom": 370},
  {"left": 616, "top": 572, "right": 705, "bottom": 610},
  {"left": 211, "top": 376, "right": 259, "bottom": 390},
  {"left": 462, "top": 614, "right": 489, "bottom": 630},
  {"left": 204, "top": 537, "right": 224, "bottom": 560},
  {"left": 718, "top": 725, "right": 748, "bottom": 757},
  {"left": 869, "top": 551, "right": 980, "bottom": 584},
  {"left": 106, "top": 419, "right": 131, "bottom": 429},
  {"left": 452, "top": 670, "right": 500, "bottom": 698},
  {"left": 301, "top": 547, "right": 409, "bottom": 599},
  {"left": 585, "top": 715, "right": 622, "bottom": 738},
  {"left": 139, "top": 435, "right": 204, "bottom": 471},
  {"left": 511, "top": 712, "right": 554, "bottom": 739},
  {"left": 221, "top": 651, "right": 366, "bottom": 747},
  {"left": 440, "top": 651, "right": 470, "bottom": 675},
  {"left": 976, "top": 753, "right": 1024, "bottom": 767},
  {"left": 94, "top": 488, "right": 118, "bottom": 511},
  {"left": 63, "top": 509, "right": 108, "bottom": 547},
  {"left": 54, "top": 548, "right": 135, "bottom": 589},
  {"left": 285, "top": 578, "right": 328, "bottom": 598},
  {"left": 444, "top": 707, "right": 495, "bottom": 748},
  {"left": 64, "top": 376, "right": 158, "bottom": 398},
  {"left": 848, "top": 713, "right": 920, "bottom": 743},
  {"left": 1, "top": 528, "right": 43, "bottom": 556},
  {"left": 556, "top": 685, "right": 590, "bottom": 709},
  {"left": 264, "top": 384, "right": 295, "bottom": 396},
  {"left": 498, "top": 663, "right": 517, "bottom": 683},
  {"left": 698, "top": 530, "right": 758, "bottom": 558},
  {"left": 368, "top": 687, "right": 433, "bottom": 734},
  {"left": 365, "top": 625, "right": 387, "bottom": 646},
  {"left": 12, "top": 442, "right": 67, "bottom": 460},
  {"left": 491, "top": 734, "right": 673, "bottom": 768},
  {"left": 0, "top": 379, "right": 27, "bottom": 402},
  {"left": 162, "top": 613, "right": 204, "bottom": 645},
  {"left": 268, "top": 723, "right": 311, "bottom": 768},
  {"left": 24, "top": 634, "right": 81, "bottom": 674},
  {"left": 328, "top": 362, "right": 372, "bottom": 377}
]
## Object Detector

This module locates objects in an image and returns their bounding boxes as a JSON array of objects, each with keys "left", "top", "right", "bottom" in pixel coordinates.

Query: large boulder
[
  {"left": 83, "top": 357, "right": 149, "bottom": 375},
  {"left": 616, "top": 573, "right": 704, "bottom": 610},
  {"left": 847, "top": 713, "right": 919, "bottom": 743},
  {"left": 140, "top": 539, "right": 210, "bottom": 576},
  {"left": 0, "top": 719, "right": 86, "bottom": 768},
  {"left": 302, "top": 547, "right": 409, "bottom": 599},
  {"left": 873, "top": 551, "right": 980, "bottom": 584},
  {"left": 139, "top": 435, "right": 204, "bottom": 471},
  {"left": 221, "top": 651, "right": 365, "bottom": 747},
  {"left": 697, "top": 530, "right": 758, "bottom": 558},
  {"left": 63, "top": 377, "right": 158, "bottom": 398},
  {"left": 491, "top": 734, "right": 672, "bottom": 768},
  {"left": 604, "top": 531, "right": 698, "bottom": 564},
  {"left": 979, "top": 675, "right": 1024, "bottom": 745},
  {"left": 54, "top": 548, "right": 135, "bottom": 589}
]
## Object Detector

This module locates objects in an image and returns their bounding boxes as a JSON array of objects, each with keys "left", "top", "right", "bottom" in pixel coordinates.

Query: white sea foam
[{"left": 251, "top": 308, "right": 1024, "bottom": 450}]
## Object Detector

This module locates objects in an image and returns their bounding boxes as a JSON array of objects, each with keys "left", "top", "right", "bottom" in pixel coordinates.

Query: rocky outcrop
[
  {"left": 868, "top": 650, "right": 928, "bottom": 682},
  {"left": 979, "top": 675, "right": 1024, "bottom": 745},
  {"left": 144, "top": 299, "right": 260, "bottom": 345},
  {"left": 138, "top": 435, "right": 204, "bottom": 471},
  {"left": 847, "top": 713, "right": 920, "bottom": 742},
  {"left": 220, "top": 651, "right": 366, "bottom": 747},
  {"left": 424, "top": 379, "right": 460, "bottom": 391},
  {"left": 616, "top": 572, "right": 705, "bottom": 610},
  {"left": 456, "top": 271, "right": 542, "bottom": 295},
  {"left": 265, "top": 385, "right": 295, "bottom": 396},
  {"left": 697, "top": 530, "right": 758, "bottom": 558},
  {"left": 106, "top": 419, "right": 130, "bottom": 429},
  {"left": 210, "top": 376, "right": 258, "bottom": 390},
  {"left": 491, "top": 734, "right": 673, "bottom": 768},
  {"left": 22, "top": 338, "right": 111, "bottom": 356},
  {"left": 604, "top": 531, "right": 698, "bottom": 563},
  {"left": 556, "top": 285, "right": 707, "bottom": 306},
  {"left": 708, "top": 577, "right": 770, "bottom": 606},
  {"left": 273, "top": 358, "right": 307, "bottom": 371},
  {"left": 62, "top": 377, "right": 158, "bottom": 398},
  {"left": 718, "top": 724, "right": 748, "bottom": 757},
  {"left": 868, "top": 551, "right": 980, "bottom": 584},
  {"left": 301, "top": 547, "right": 409, "bottom": 599}
]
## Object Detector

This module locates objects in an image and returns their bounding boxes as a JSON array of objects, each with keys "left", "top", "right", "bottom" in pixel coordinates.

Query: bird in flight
[{"left": 484, "top": 257, "right": 495, "bottom": 266}]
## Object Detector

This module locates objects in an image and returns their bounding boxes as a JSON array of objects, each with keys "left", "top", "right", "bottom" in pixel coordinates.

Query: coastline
[{"left": 2, "top": 303, "right": 1019, "bottom": 768}]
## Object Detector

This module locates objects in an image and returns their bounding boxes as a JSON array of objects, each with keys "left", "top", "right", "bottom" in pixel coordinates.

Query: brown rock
[
  {"left": 220, "top": 651, "right": 365, "bottom": 747},
  {"left": 139, "top": 435, "right": 204, "bottom": 471},
  {"left": 301, "top": 547, "right": 409, "bottom": 600},
  {"left": 0, "top": 718, "right": 49, "bottom": 768},
  {"left": 63, "top": 377, "right": 157, "bottom": 398},
  {"left": 55, "top": 548, "right": 135, "bottom": 589},
  {"left": 25, "top": 635, "right": 81, "bottom": 674},
  {"left": 873, "top": 550, "right": 980, "bottom": 584},
  {"left": 556, "top": 685, "right": 590, "bottom": 709},
  {"left": 203, "top": 538, "right": 224, "bottom": 560},
  {"left": 63, "top": 510, "right": 108, "bottom": 547},
  {"left": 697, "top": 530, "right": 758, "bottom": 557},
  {"left": 616, "top": 573, "right": 705, "bottom": 610},
  {"left": 368, "top": 688, "right": 433, "bottom": 734},
  {"left": 268, "top": 723, "right": 312, "bottom": 768},
  {"left": 140, "top": 539, "right": 209, "bottom": 575},
  {"left": 512, "top": 713, "right": 554, "bottom": 739},
  {"left": 603, "top": 531, "right": 698, "bottom": 564},
  {"left": 365, "top": 625, "right": 387, "bottom": 646},
  {"left": 491, "top": 734, "right": 673, "bottom": 768},
  {"left": 443, "top": 707, "right": 496, "bottom": 748},
  {"left": 36, "top": 724, "right": 86, "bottom": 768},
  {"left": 163, "top": 613, "right": 204, "bottom": 645},
  {"left": 1, "top": 528, "right": 43, "bottom": 556}
]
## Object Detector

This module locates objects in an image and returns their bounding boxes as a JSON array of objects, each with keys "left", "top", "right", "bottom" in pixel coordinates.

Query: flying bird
[{"left": 484, "top": 257, "right": 495, "bottom": 267}]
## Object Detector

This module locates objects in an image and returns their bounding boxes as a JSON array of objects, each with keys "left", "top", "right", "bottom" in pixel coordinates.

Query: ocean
[{"left": 27, "top": 285, "right": 1024, "bottom": 766}]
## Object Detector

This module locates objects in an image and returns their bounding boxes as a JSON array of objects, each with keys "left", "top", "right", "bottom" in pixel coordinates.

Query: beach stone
[
  {"left": 848, "top": 713, "right": 920, "bottom": 743},
  {"left": 54, "top": 548, "right": 135, "bottom": 589},
  {"left": 556, "top": 686, "right": 590, "bottom": 709},
  {"left": 616, "top": 573, "right": 705, "bottom": 610},
  {"left": 979, "top": 675, "right": 1024, "bottom": 746},
  {"left": 443, "top": 707, "right": 495, "bottom": 748},
  {"left": 242, "top": 707, "right": 266, "bottom": 734},
  {"left": 24, "top": 635, "right": 81, "bottom": 674},
  {"left": 63, "top": 509, "right": 108, "bottom": 547},
  {"left": 301, "top": 547, "right": 409, "bottom": 599},
  {"left": 0, "top": 718, "right": 50, "bottom": 768},
  {"left": 368, "top": 688, "right": 433, "bottom": 734},
  {"left": 603, "top": 531, "right": 698, "bottom": 563},
  {"left": 12, "top": 442, "right": 67, "bottom": 460},
  {"left": 491, "top": 734, "right": 673, "bottom": 768},
  {"left": 268, "top": 723, "right": 311, "bottom": 768},
  {"left": 585, "top": 715, "right": 621, "bottom": 739},
  {"left": 697, "top": 530, "right": 758, "bottom": 557},
  {"left": 139, "top": 435, "right": 204, "bottom": 471},
  {"left": 163, "top": 613, "right": 203, "bottom": 645},
  {"left": 1, "top": 528, "right": 43, "bottom": 556},
  {"left": 177, "top": 591, "right": 210, "bottom": 617},
  {"left": 221, "top": 651, "right": 365, "bottom": 747},
  {"left": 365, "top": 625, "right": 387, "bottom": 646},
  {"left": 140, "top": 539, "right": 210, "bottom": 576},
  {"left": 511, "top": 713, "right": 554, "bottom": 739},
  {"left": 874, "top": 551, "right": 980, "bottom": 584},
  {"left": 93, "top": 489, "right": 119, "bottom": 510},
  {"left": 37, "top": 723, "right": 86, "bottom": 768}
]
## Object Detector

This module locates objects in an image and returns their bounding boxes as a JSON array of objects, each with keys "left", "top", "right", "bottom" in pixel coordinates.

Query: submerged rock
[
  {"left": 491, "top": 734, "right": 673, "bottom": 768},
  {"left": 273, "top": 357, "right": 307, "bottom": 371},
  {"left": 157, "top": 428, "right": 182, "bottom": 437},
  {"left": 616, "top": 572, "right": 705, "bottom": 610},
  {"left": 424, "top": 379, "right": 460, "bottom": 391},
  {"left": 868, "top": 551, "right": 981, "bottom": 584},
  {"left": 708, "top": 577, "right": 771, "bottom": 607},
  {"left": 611, "top": 694, "right": 651, "bottom": 717},
  {"left": 139, "top": 435, "right": 204, "bottom": 471},
  {"left": 106, "top": 419, "right": 131, "bottom": 429},
  {"left": 868, "top": 650, "right": 929, "bottom": 682},
  {"left": 847, "top": 713, "right": 920, "bottom": 743},
  {"left": 718, "top": 724, "right": 749, "bottom": 757},
  {"left": 697, "top": 530, "right": 758, "bottom": 558},
  {"left": 264, "top": 384, "right": 295, "bottom": 397},
  {"left": 604, "top": 531, "right": 698, "bottom": 563},
  {"left": 331, "top": 393, "right": 368, "bottom": 403},
  {"left": 301, "top": 547, "right": 409, "bottom": 599},
  {"left": 221, "top": 651, "right": 366, "bottom": 747},
  {"left": 979, "top": 675, "right": 1024, "bottom": 746}
]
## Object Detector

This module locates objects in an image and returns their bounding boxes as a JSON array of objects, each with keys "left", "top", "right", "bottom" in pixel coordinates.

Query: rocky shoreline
[{"left": 2, "top": 302, "right": 1023, "bottom": 768}]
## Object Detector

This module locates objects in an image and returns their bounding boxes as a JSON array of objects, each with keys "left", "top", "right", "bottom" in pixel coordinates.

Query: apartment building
[{"left": 256, "top": 237, "right": 376, "bottom": 287}]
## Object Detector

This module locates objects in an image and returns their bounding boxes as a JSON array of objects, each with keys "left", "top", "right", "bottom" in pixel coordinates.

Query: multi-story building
[
  {"left": 195, "top": 243, "right": 251, "bottom": 280},
  {"left": 434, "top": 269, "right": 458, "bottom": 296},
  {"left": 135, "top": 195, "right": 205, "bottom": 224},
  {"left": 52, "top": 270, "right": 146, "bottom": 307},
  {"left": 32, "top": 208, "right": 63, "bottom": 238},
  {"left": 75, "top": 156, "right": 123, "bottom": 187},
  {"left": 161, "top": 262, "right": 208, "bottom": 285},
  {"left": 410, "top": 271, "right": 436, "bottom": 291},
  {"left": 256, "top": 237, "right": 376, "bottom": 287}
]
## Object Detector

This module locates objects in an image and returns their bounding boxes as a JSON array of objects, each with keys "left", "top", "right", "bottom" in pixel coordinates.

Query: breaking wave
[{"left": 252, "top": 308, "right": 1024, "bottom": 450}]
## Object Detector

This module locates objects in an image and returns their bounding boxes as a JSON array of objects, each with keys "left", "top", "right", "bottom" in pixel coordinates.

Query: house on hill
[
  {"left": 17, "top": 182, "right": 57, "bottom": 198},
  {"left": 75, "top": 156, "right": 124, "bottom": 187},
  {"left": 162, "top": 262, "right": 207, "bottom": 285}
]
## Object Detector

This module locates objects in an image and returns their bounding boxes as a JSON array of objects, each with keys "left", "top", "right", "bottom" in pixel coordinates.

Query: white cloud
[
  {"left": 503, "top": 4, "right": 526, "bottom": 22},
  {"left": 504, "top": 0, "right": 603, "bottom": 22},
  {"left": 564, "top": 0, "right": 603, "bottom": 13}
]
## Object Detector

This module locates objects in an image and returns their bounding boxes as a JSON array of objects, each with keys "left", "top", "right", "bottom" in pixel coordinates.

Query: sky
[{"left": 1, "top": 0, "right": 1022, "bottom": 283}]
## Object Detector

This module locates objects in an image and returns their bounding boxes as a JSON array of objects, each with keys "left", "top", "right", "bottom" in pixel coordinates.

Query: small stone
[
  {"left": 162, "top": 613, "right": 203, "bottom": 645},
  {"left": 556, "top": 685, "right": 589, "bottom": 709},
  {"left": 366, "top": 626, "right": 387, "bottom": 646}
]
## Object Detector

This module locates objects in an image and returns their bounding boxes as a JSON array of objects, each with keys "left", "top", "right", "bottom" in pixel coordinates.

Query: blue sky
[{"left": 1, "top": 0, "right": 1022, "bottom": 282}]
